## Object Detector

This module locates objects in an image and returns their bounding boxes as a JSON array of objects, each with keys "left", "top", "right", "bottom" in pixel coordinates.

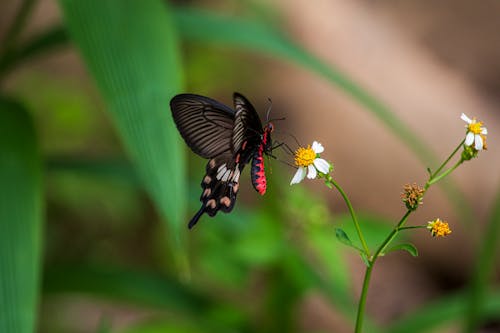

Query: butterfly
[{"left": 170, "top": 92, "right": 275, "bottom": 229}]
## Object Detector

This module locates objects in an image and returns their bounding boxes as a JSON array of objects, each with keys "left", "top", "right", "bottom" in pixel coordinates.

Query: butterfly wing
[
  {"left": 170, "top": 93, "right": 246, "bottom": 229},
  {"left": 170, "top": 94, "right": 235, "bottom": 159}
]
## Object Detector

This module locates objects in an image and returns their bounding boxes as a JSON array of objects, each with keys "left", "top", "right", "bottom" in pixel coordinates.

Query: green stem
[
  {"left": 355, "top": 264, "right": 373, "bottom": 333},
  {"left": 355, "top": 209, "right": 412, "bottom": 332},
  {"left": 374, "top": 210, "right": 412, "bottom": 259},
  {"left": 397, "top": 225, "right": 427, "bottom": 231},
  {"left": 427, "top": 160, "right": 462, "bottom": 187},
  {"left": 329, "top": 176, "right": 370, "bottom": 256},
  {"left": 429, "top": 140, "right": 464, "bottom": 179}
]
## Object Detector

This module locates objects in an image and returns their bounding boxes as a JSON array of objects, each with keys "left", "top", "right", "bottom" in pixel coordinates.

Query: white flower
[
  {"left": 290, "top": 141, "right": 331, "bottom": 185},
  {"left": 461, "top": 113, "right": 488, "bottom": 150}
]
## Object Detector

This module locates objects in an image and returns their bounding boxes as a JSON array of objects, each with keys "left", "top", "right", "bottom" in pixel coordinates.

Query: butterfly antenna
[
  {"left": 265, "top": 97, "right": 273, "bottom": 122},
  {"left": 274, "top": 131, "right": 301, "bottom": 147}
]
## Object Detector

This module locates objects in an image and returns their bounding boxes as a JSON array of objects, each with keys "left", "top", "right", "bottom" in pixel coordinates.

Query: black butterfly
[{"left": 170, "top": 92, "right": 275, "bottom": 229}]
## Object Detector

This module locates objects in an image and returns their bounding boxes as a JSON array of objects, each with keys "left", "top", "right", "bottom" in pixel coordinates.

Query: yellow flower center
[
  {"left": 468, "top": 120, "right": 483, "bottom": 135},
  {"left": 428, "top": 219, "right": 452, "bottom": 237},
  {"left": 294, "top": 145, "right": 316, "bottom": 167}
]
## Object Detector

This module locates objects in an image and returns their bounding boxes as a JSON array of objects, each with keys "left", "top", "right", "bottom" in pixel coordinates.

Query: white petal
[
  {"left": 465, "top": 132, "right": 475, "bottom": 146},
  {"left": 474, "top": 134, "right": 483, "bottom": 150},
  {"left": 314, "top": 158, "right": 330, "bottom": 174},
  {"left": 307, "top": 165, "right": 317, "bottom": 179},
  {"left": 481, "top": 127, "right": 488, "bottom": 135},
  {"left": 461, "top": 113, "right": 472, "bottom": 124},
  {"left": 311, "top": 141, "right": 324, "bottom": 154},
  {"left": 290, "top": 167, "right": 306, "bottom": 185}
]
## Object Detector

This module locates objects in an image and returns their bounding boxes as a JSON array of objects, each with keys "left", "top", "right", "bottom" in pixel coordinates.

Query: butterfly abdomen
[{"left": 251, "top": 131, "right": 270, "bottom": 195}]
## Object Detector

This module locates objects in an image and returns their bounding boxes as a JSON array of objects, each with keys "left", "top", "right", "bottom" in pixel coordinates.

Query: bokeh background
[{"left": 0, "top": 0, "right": 499, "bottom": 332}]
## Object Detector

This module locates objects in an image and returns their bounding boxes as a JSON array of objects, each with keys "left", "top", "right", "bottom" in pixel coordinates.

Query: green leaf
[
  {"left": 0, "top": 98, "right": 43, "bottom": 333},
  {"left": 387, "top": 290, "right": 500, "bottom": 333},
  {"left": 58, "top": 0, "right": 187, "bottom": 269},
  {"left": 44, "top": 264, "right": 212, "bottom": 314},
  {"left": 0, "top": 25, "right": 68, "bottom": 77},
  {"left": 464, "top": 188, "right": 500, "bottom": 332},
  {"left": 385, "top": 243, "right": 418, "bottom": 257},
  {"left": 335, "top": 228, "right": 353, "bottom": 246}
]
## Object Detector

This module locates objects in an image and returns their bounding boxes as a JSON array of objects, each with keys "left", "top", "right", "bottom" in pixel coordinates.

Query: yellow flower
[{"left": 427, "top": 218, "right": 452, "bottom": 238}]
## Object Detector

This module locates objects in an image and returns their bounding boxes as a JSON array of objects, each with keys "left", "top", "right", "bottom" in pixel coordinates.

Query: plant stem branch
[{"left": 329, "top": 177, "right": 370, "bottom": 256}]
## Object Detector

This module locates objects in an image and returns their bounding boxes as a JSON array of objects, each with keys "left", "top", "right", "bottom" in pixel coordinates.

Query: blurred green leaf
[
  {"left": 58, "top": 0, "right": 186, "bottom": 270},
  {"left": 385, "top": 243, "right": 418, "bottom": 257},
  {"left": 0, "top": 97, "right": 43, "bottom": 333},
  {"left": 44, "top": 264, "right": 211, "bottom": 314},
  {"left": 120, "top": 320, "right": 204, "bottom": 333},
  {"left": 47, "top": 157, "right": 140, "bottom": 185},
  {"left": 464, "top": 188, "right": 500, "bottom": 332},
  {"left": 0, "top": 26, "right": 68, "bottom": 77},
  {"left": 387, "top": 290, "right": 500, "bottom": 333},
  {"left": 335, "top": 228, "right": 352, "bottom": 246}
]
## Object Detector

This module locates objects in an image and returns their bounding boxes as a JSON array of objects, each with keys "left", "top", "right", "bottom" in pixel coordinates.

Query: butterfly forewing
[{"left": 170, "top": 94, "right": 235, "bottom": 158}]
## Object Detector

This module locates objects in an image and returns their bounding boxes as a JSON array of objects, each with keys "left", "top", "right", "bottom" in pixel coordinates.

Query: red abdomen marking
[
  {"left": 251, "top": 148, "right": 266, "bottom": 195},
  {"left": 251, "top": 131, "right": 270, "bottom": 195}
]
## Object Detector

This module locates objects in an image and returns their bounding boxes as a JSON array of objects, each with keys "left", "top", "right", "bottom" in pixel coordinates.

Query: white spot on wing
[
  {"left": 233, "top": 166, "right": 241, "bottom": 182},
  {"left": 216, "top": 164, "right": 227, "bottom": 180},
  {"left": 222, "top": 169, "right": 232, "bottom": 182}
]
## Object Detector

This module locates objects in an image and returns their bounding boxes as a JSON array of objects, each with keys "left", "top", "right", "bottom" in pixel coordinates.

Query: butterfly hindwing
[{"left": 188, "top": 153, "right": 243, "bottom": 229}]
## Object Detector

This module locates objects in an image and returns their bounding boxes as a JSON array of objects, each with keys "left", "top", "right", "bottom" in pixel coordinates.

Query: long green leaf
[
  {"left": 464, "top": 189, "right": 500, "bottom": 332},
  {"left": 0, "top": 97, "right": 43, "bottom": 333},
  {"left": 387, "top": 290, "right": 500, "bottom": 333},
  {"left": 43, "top": 264, "right": 212, "bottom": 313},
  {"left": 57, "top": 0, "right": 187, "bottom": 270}
]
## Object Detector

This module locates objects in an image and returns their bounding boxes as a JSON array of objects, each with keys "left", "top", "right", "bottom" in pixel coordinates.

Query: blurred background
[{"left": 0, "top": 0, "right": 499, "bottom": 332}]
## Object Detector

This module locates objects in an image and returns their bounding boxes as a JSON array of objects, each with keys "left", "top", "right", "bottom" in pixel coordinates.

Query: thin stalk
[
  {"left": 397, "top": 225, "right": 426, "bottom": 231},
  {"left": 330, "top": 177, "right": 370, "bottom": 256},
  {"left": 354, "top": 209, "right": 412, "bottom": 333},
  {"left": 428, "top": 140, "right": 464, "bottom": 180},
  {"left": 427, "top": 160, "right": 462, "bottom": 187},
  {"left": 374, "top": 210, "right": 412, "bottom": 259},
  {"left": 355, "top": 264, "right": 373, "bottom": 333}
]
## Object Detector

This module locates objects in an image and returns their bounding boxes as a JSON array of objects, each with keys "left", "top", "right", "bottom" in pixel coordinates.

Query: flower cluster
[
  {"left": 427, "top": 218, "right": 452, "bottom": 238},
  {"left": 401, "top": 183, "right": 425, "bottom": 211}
]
